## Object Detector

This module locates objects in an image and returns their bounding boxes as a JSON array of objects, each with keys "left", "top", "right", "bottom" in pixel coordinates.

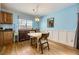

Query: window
[
  {"left": 19, "top": 19, "right": 27, "bottom": 29},
  {"left": 26, "top": 20, "right": 33, "bottom": 29},
  {"left": 19, "top": 19, "right": 33, "bottom": 29}
]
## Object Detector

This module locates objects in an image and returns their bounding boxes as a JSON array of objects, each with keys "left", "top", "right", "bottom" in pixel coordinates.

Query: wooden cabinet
[
  {"left": 3, "top": 12, "right": 13, "bottom": 24},
  {"left": 0, "top": 12, "right": 4, "bottom": 24},
  {"left": 0, "top": 11, "right": 13, "bottom": 24},
  {"left": 4, "top": 31, "right": 13, "bottom": 45},
  {"left": 19, "top": 30, "right": 30, "bottom": 42},
  {"left": 0, "top": 30, "right": 13, "bottom": 46},
  {"left": 0, "top": 30, "right": 3, "bottom": 47},
  {"left": 19, "top": 30, "right": 37, "bottom": 42}
]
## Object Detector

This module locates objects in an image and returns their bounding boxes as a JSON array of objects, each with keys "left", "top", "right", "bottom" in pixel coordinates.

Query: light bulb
[{"left": 35, "top": 16, "right": 39, "bottom": 22}]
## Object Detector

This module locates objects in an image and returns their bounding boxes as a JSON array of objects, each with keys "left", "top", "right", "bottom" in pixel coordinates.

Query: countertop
[{"left": 0, "top": 29, "right": 13, "bottom": 31}]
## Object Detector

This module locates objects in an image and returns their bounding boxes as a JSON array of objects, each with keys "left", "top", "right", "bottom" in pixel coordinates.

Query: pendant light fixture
[{"left": 33, "top": 4, "right": 40, "bottom": 22}]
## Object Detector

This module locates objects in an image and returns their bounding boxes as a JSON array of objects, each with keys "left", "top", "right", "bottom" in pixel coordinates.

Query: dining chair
[
  {"left": 39, "top": 33, "right": 49, "bottom": 54},
  {"left": 29, "top": 30, "right": 36, "bottom": 33}
]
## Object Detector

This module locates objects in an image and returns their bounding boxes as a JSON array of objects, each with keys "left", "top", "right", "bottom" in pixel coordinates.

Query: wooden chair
[{"left": 39, "top": 33, "right": 49, "bottom": 54}]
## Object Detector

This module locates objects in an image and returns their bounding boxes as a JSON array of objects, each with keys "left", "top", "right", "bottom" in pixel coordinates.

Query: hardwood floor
[{"left": 0, "top": 40, "right": 79, "bottom": 55}]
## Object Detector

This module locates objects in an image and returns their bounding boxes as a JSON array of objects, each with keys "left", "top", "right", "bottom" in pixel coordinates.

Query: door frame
[{"left": 76, "top": 13, "right": 79, "bottom": 49}]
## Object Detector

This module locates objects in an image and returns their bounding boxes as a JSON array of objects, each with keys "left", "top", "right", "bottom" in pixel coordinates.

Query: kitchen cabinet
[
  {"left": 0, "top": 12, "right": 4, "bottom": 24},
  {"left": 4, "top": 30, "right": 13, "bottom": 45},
  {"left": 0, "top": 11, "right": 13, "bottom": 24},
  {"left": 3, "top": 12, "right": 13, "bottom": 24},
  {"left": 0, "top": 30, "right": 3, "bottom": 47}
]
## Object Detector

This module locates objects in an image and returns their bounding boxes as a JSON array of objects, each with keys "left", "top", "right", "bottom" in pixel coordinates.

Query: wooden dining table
[
  {"left": 28, "top": 32, "right": 49, "bottom": 53},
  {"left": 28, "top": 32, "right": 42, "bottom": 51}
]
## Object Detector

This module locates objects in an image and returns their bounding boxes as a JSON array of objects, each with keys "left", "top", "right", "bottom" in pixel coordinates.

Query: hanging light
[
  {"left": 33, "top": 4, "right": 40, "bottom": 22},
  {"left": 35, "top": 16, "right": 40, "bottom": 22}
]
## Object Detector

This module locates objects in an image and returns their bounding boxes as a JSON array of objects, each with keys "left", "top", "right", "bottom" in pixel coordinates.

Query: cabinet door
[
  {"left": 4, "top": 12, "right": 13, "bottom": 24},
  {"left": 0, "top": 12, "right": 4, "bottom": 24},
  {"left": 0, "top": 31, "right": 3, "bottom": 47},
  {"left": 1, "top": 12, "right": 13, "bottom": 24},
  {"left": 0, "top": 12, "right": 2, "bottom": 23},
  {"left": 4, "top": 31, "right": 13, "bottom": 45}
]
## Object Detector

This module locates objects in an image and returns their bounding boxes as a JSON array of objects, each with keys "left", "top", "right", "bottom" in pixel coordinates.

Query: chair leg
[
  {"left": 40, "top": 44, "right": 43, "bottom": 54},
  {"left": 31, "top": 38, "right": 37, "bottom": 48},
  {"left": 30, "top": 38, "right": 32, "bottom": 46},
  {"left": 34, "top": 39, "right": 37, "bottom": 48},
  {"left": 47, "top": 42, "right": 49, "bottom": 50},
  {"left": 35, "top": 41, "right": 37, "bottom": 48},
  {"left": 31, "top": 38, "right": 35, "bottom": 46}
]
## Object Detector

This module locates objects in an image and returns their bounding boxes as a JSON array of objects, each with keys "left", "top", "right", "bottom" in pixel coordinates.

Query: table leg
[{"left": 36, "top": 38, "right": 40, "bottom": 52}]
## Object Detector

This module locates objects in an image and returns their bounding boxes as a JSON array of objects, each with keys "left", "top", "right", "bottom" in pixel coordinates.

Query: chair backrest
[
  {"left": 39, "top": 33, "right": 49, "bottom": 41},
  {"left": 29, "top": 30, "right": 36, "bottom": 33}
]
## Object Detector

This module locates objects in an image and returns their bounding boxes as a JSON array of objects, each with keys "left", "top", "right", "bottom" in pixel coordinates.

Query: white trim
[{"left": 45, "top": 29, "right": 76, "bottom": 47}]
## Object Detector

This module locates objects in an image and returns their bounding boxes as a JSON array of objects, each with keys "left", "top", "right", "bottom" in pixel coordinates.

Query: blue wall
[
  {"left": 33, "top": 20, "right": 40, "bottom": 29},
  {"left": 40, "top": 4, "right": 78, "bottom": 31},
  {"left": 13, "top": 13, "right": 19, "bottom": 33}
]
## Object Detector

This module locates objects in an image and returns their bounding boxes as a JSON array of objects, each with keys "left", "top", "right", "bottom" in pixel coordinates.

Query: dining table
[
  {"left": 28, "top": 32, "right": 49, "bottom": 52},
  {"left": 28, "top": 32, "right": 42, "bottom": 51}
]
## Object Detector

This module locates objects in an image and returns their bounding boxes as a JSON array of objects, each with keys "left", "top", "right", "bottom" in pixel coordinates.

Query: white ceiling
[{"left": 2, "top": 3, "right": 75, "bottom": 16}]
